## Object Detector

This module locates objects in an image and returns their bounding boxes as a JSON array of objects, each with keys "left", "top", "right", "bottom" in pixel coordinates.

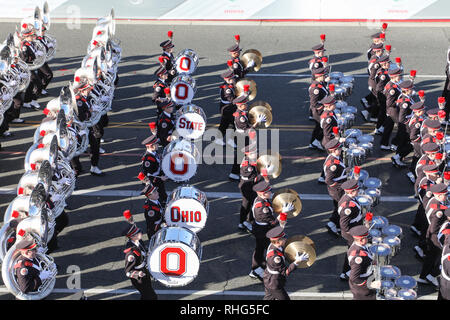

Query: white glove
[
  {"left": 294, "top": 252, "right": 309, "bottom": 264},
  {"left": 36, "top": 50, "right": 44, "bottom": 57},
  {"left": 257, "top": 114, "right": 267, "bottom": 123},
  {"left": 281, "top": 202, "right": 295, "bottom": 213},
  {"left": 138, "top": 271, "right": 145, "bottom": 278},
  {"left": 9, "top": 80, "right": 17, "bottom": 87},
  {"left": 39, "top": 270, "right": 52, "bottom": 280},
  {"left": 2, "top": 94, "right": 11, "bottom": 101},
  {"left": 339, "top": 137, "right": 346, "bottom": 143},
  {"left": 247, "top": 60, "right": 255, "bottom": 68}
]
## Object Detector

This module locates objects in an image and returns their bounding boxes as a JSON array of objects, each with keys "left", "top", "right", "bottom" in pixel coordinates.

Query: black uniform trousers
[
  {"left": 412, "top": 204, "right": 428, "bottom": 250},
  {"left": 380, "top": 110, "right": 398, "bottom": 147},
  {"left": 24, "top": 71, "right": 42, "bottom": 103},
  {"left": 327, "top": 186, "right": 343, "bottom": 226},
  {"left": 376, "top": 92, "right": 387, "bottom": 130},
  {"left": 263, "top": 288, "right": 290, "bottom": 300},
  {"left": 251, "top": 224, "right": 271, "bottom": 270},
  {"left": 342, "top": 232, "right": 353, "bottom": 274},
  {"left": 239, "top": 181, "right": 256, "bottom": 224},
  {"left": 130, "top": 273, "right": 158, "bottom": 300},
  {"left": 37, "top": 62, "right": 53, "bottom": 90},
  {"left": 218, "top": 103, "right": 236, "bottom": 139},
  {"left": 310, "top": 120, "right": 323, "bottom": 144},
  {"left": 420, "top": 239, "right": 442, "bottom": 278}
]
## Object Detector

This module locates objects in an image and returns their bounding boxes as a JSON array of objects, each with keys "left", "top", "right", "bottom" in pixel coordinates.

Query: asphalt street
[{"left": 0, "top": 21, "right": 448, "bottom": 300}]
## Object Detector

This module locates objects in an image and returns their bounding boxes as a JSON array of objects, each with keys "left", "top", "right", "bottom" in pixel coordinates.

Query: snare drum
[
  {"left": 369, "top": 228, "right": 383, "bottom": 244},
  {"left": 342, "top": 106, "right": 358, "bottom": 114},
  {"left": 365, "top": 188, "right": 381, "bottom": 206},
  {"left": 344, "top": 128, "right": 362, "bottom": 140},
  {"left": 357, "top": 134, "right": 375, "bottom": 144},
  {"left": 369, "top": 244, "right": 391, "bottom": 266},
  {"left": 175, "top": 104, "right": 207, "bottom": 140},
  {"left": 357, "top": 142, "right": 373, "bottom": 157},
  {"left": 397, "top": 289, "right": 417, "bottom": 300},
  {"left": 161, "top": 138, "right": 201, "bottom": 182},
  {"left": 165, "top": 185, "right": 209, "bottom": 233},
  {"left": 384, "top": 288, "right": 399, "bottom": 300},
  {"left": 344, "top": 138, "right": 357, "bottom": 148},
  {"left": 383, "top": 236, "right": 401, "bottom": 256},
  {"left": 364, "top": 177, "right": 382, "bottom": 190},
  {"left": 379, "top": 280, "right": 395, "bottom": 296},
  {"left": 334, "top": 87, "right": 347, "bottom": 100},
  {"left": 340, "top": 75, "right": 355, "bottom": 84},
  {"left": 341, "top": 82, "right": 353, "bottom": 96},
  {"left": 372, "top": 216, "right": 389, "bottom": 229},
  {"left": 175, "top": 49, "right": 199, "bottom": 75},
  {"left": 356, "top": 195, "right": 373, "bottom": 214},
  {"left": 335, "top": 101, "right": 348, "bottom": 111},
  {"left": 147, "top": 226, "right": 202, "bottom": 287},
  {"left": 343, "top": 147, "right": 366, "bottom": 167},
  {"left": 379, "top": 265, "right": 401, "bottom": 280},
  {"left": 330, "top": 72, "right": 343, "bottom": 81},
  {"left": 395, "top": 276, "right": 417, "bottom": 291},
  {"left": 382, "top": 225, "right": 403, "bottom": 238},
  {"left": 339, "top": 112, "right": 355, "bottom": 129},
  {"left": 170, "top": 75, "right": 197, "bottom": 105}
]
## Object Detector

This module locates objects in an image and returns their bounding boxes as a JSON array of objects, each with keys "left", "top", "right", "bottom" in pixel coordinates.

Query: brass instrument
[
  {"left": 241, "top": 49, "right": 263, "bottom": 72},
  {"left": 271, "top": 188, "right": 302, "bottom": 218},
  {"left": 284, "top": 235, "right": 316, "bottom": 268},
  {"left": 248, "top": 100, "right": 273, "bottom": 128}
]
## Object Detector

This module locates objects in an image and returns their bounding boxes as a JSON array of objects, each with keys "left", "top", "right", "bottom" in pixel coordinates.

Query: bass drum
[
  {"left": 165, "top": 185, "right": 209, "bottom": 233},
  {"left": 161, "top": 138, "right": 200, "bottom": 182},
  {"left": 174, "top": 49, "right": 199, "bottom": 75},
  {"left": 147, "top": 226, "right": 202, "bottom": 287},
  {"left": 175, "top": 104, "right": 206, "bottom": 140},
  {"left": 170, "top": 75, "right": 196, "bottom": 105}
]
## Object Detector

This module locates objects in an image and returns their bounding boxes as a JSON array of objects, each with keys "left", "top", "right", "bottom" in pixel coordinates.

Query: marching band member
[
  {"left": 249, "top": 180, "right": 294, "bottom": 281},
  {"left": 238, "top": 139, "right": 258, "bottom": 232},
  {"left": 308, "top": 66, "right": 328, "bottom": 151},
  {"left": 226, "top": 35, "right": 254, "bottom": 80},
  {"left": 347, "top": 225, "right": 378, "bottom": 300},
  {"left": 36, "top": 25, "right": 53, "bottom": 96},
  {"left": 338, "top": 179, "right": 363, "bottom": 281},
  {"left": 151, "top": 66, "right": 170, "bottom": 118},
  {"left": 372, "top": 54, "right": 392, "bottom": 135},
  {"left": 140, "top": 134, "right": 168, "bottom": 206},
  {"left": 309, "top": 42, "right": 328, "bottom": 71},
  {"left": 70, "top": 76, "right": 104, "bottom": 176},
  {"left": 406, "top": 101, "right": 427, "bottom": 183},
  {"left": 418, "top": 183, "right": 448, "bottom": 287},
  {"left": 323, "top": 138, "right": 347, "bottom": 236},
  {"left": 141, "top": 183, "right": 164, "bottom": 240},
  {"left": 121, "top": 222, "right": 157, "bottom": 300},
  {"left": 263, "top": 226, "right": 309, "bottom": 300},
  {"left": 156, "top": 100, "right": 175, "bottom": 148},
  {"left": 14, "top": 238, "right": 53, "bottom": 295},
  {"left": 319, "top": 95, "right": 339, "bottom": 148},
  {"left": 19, "top": 23, "right": 43, "bottom": 110},
  {"left": 415, "top": 142, "right": 442, "bottom": 195},
  {"left": 216, "top": 69, "right": 237, "bottom": 146},
  {"left": 158, "top": 31, "right": 176, "bottom": 84},
  {"left": 438, "top": 219, "right": 450, "bottom": 300},
  {"left": 379, "top": 67, "right": 403, "bottom": 150}
]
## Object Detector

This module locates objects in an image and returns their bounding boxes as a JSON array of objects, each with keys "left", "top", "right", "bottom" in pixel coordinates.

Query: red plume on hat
[
  {"left": 436, "top": 131, "right": 444, "bottom": 140},
  {"left": 438, "top": 110, "right": 446, "bottom": 119},
  {"left": 382, "top": 22, "right": 388, "bottom": 31},
  {"left": 320, "top": 34, "right": 326, "bottom": 43},
  {"left": 137, "top": 172, "right": 146, "bottom": 181},
  {"left": 322, "top": 56, "right": 328, "bottom": 63},
  {"left": 365, "top": 212, "right": 373, "bottom": 221},
  {"left": 148, "top": 122, "right": 156, "bottom": 131},
  {"left": 438, "top": 97, "right": 446, "bottom": 104},
  {"left": 164, "top": 87, "right": 171, "bottom": 95},
  {"left": 329, "top": 84, "right": 335, "bottom": 92},
  {"left": 234, "top": 34, "right": 240, "bottom": 44},
  {"left": 436, "top": 152, "right": 444, "bottom": 160},
  {"left": 354, "top": 166, "right": 361, "bottom": 174},
  {"left": 243, "top": 84, "right": 250, "bottom": 93},
  {"left": 385, "top": 44, "right": 392, "bottom": 52},
  {"left": 167, "top": 30, "right": 173, "bottom": 39},
  {"left": 380, "top": 33, "right": 385, "bottom": 39},
  {"left": 395, "top": 57, "right": 401, "bottom": 64},
  {"left": 227, "top": 60, "right": 233, "bottom": 67},
  {"left": 410, "top": 70, "right": 417, "bottom": 77},
  {"left": 332, "top": 126, "right": 339, "bottom": 135},
  {"left": 123, "top": 210, "right": 134, "bottom": 223},
  {"left": 444, "top": 171, "right": 450, "bottom": 180}
]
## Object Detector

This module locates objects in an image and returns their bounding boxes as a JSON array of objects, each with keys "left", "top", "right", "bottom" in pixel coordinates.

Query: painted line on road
[
  {"left": 0, "top": 188, "right": 417, "bottom": 202},
  {"left": 250, "top": 73, "right": 446, "bottom": 79}
]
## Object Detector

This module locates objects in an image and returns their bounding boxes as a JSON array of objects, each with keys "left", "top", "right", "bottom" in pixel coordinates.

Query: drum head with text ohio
[
  {"left": 170, "top": 75, "right": 196, "bottom": 105},
  {"left": 165, "top": 185, "right": 209, "bottom": 233},
  {"left": 148, "top": 227, "right": 202, "bottom": 287},
  {"left": 161, "top": 138, "right": 200, "bottom": 182},
  {"left": 175, "top": 104, "right": 206, "bottom": 140}
]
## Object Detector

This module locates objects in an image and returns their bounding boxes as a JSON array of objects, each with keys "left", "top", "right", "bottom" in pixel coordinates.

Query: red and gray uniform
[
  {"left": 158, "top": 51, "right": 176, "bottom": 82},
  {"left": 263, "top": 244, "right": 297, "bottom": 300},
  {"left": 409, "top": 115, "right": 425, "bottom": 156},
  {"left": 368, "top": 58, "right": 381, "bottom": 93},
  {"left": 320, "top": 110, "right": 338, "bottom": 147},
  {"left": 439, "top": 237, "right": 450, "bottom": 300},
  {"left": 324, "top": 154, "right": 347, "bottom": 226},
  {"left": 156, "top": 111, "right": 175, "bottom": 147},
  {"left": 415, "top": 155, "right": 437, "bottom": 192},
  {"left": 383, "top": 81, "right": 402, "bottom": 121},
  {"left": 309, "top": 56, "right": 327, "bottom": 71},
  {"left": 397, "top": 94, "right": 415, "bottom": 124},
  {"left": 20, "top": 40, "right": 43, "bottom": 103},
  {"left": 14, "top": 256, "right": 42, "bottom": 294},
  {"left": 238, "top": 157, "right": 258, "bottom": 224},
  {"left": 374, "top": 68, "right": 390, "bottom": 94},
  {"left": 233, "top": 109, "right": 252, "bottom": 133},
  {"left": 347, "top": 243, "right": 376, "bottom": 300},
  {"left": 230, "top": 57, "right": 249, "bottom": 80},
  {"left": 338, "top": 194, "right": 363, "bottom": 244},
  {"left": 141, "top": 151, "right": 167, "bottom": 205},
  {"left": 144, "top": 199, "right": 163, "bottom": 239},
  {"left": 309, "top": 80, "right": 328, "bottom": 121}
]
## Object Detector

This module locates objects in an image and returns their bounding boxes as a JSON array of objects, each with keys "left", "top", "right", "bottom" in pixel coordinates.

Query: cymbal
[
  {"left": 256, "top": 152, "right": 282, "bottom": 179},
  {"left": 271, "top": 188, "right": 302, "bottom": 218},
  {"left": 285, "top": 235, "right": 316, "bottom": 250},
  {"left": 235, "top": 78, "right": 257, "bottom": 101},
  {"left": 241, "top": 49, "right": 263, "bottom": 72},
  {"left": 249, "top": 100, "right": 272, "bottom": 112},
  {"left": 284, "top": 239, "right": 316, "bottom": 268},
  {"left": 248, "top": 106, "right": 272, "bottom": 128}
]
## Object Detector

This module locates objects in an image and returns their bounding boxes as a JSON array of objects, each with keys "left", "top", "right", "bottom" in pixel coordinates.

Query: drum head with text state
[
  {"left": 161, "top": 140, "right": 199, "bottom": 182},
  {"left": 165, "top": 198, "right": 208, "bottom": 233},
  {"left": 170, "top": 77, "right": 196, "bottom": 105},
  {"left": 148, "top": 227, "right": 201, "bottom": 287},
  {"left": 175, "top": 105, "right": 206, "bottom": 140}
]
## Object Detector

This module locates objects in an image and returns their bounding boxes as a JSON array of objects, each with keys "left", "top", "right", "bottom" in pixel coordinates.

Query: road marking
[
  {"left": 250, "top": 73, "right": 446, "bottom": 79},
  {"left": 0, "top": 286, "right": 436, "bottom": 299},
  {"left": 0, "top": 188, "right": 417, "bottom": 202}
]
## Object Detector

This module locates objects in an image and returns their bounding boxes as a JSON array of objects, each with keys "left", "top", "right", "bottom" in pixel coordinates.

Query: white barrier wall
[{"left": 1, "top": 0, "right": 449, "bottom": 20}]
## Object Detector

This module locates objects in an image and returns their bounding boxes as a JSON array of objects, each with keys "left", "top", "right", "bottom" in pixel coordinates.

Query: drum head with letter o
[{"left": 161, "top": 139, "right": 199, "bottom": 182}]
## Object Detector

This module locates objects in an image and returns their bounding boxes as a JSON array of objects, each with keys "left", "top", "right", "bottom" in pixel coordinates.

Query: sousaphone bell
[
  {"left": 256, "top": 150, "right": 281, "bottom": 179},
  {"left": 284, "top": 235, "right": 317, "bottom": 268},
  {"left": 271, "top": 188, "right": 302, "bottom": 218},
  {"left": 241, "top": 49, "right": 263, "bottom": 72},
  {"left": 235, "top": 78, "right": 257, "bottom": 101}
]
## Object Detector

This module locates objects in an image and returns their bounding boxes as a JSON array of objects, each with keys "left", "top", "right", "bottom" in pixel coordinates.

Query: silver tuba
[
  {"left": 1, "top": 236, "right": 57, "bottom": 300},
  {"left": 17, "top": 160, "right": 52, "bottom": 196},
  {"left": 25, "top": 135, "right": 58, "bottom": 172},
  {"left": 7, "top": 32, "right": 31, "bottom": 93}
]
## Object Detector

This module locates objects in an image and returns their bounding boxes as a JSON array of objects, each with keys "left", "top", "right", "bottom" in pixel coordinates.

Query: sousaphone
[
  {"left": 284, "top": 235, "right": 317, "bottom": 268},
  {"left": 271, "top": 188, "right": 302, "bottom": 218},
  {"left": 235, "top": 78, "right": 257, "bottom": 101},
  {"left": 241, "top": 49, "right": 263, "bottom": 72},
  {"left": 248, "top": 100, "right": 272, "bottom": 128},
  {"left": 256, "top": 149, "right": 281, "bottom": 179}
]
